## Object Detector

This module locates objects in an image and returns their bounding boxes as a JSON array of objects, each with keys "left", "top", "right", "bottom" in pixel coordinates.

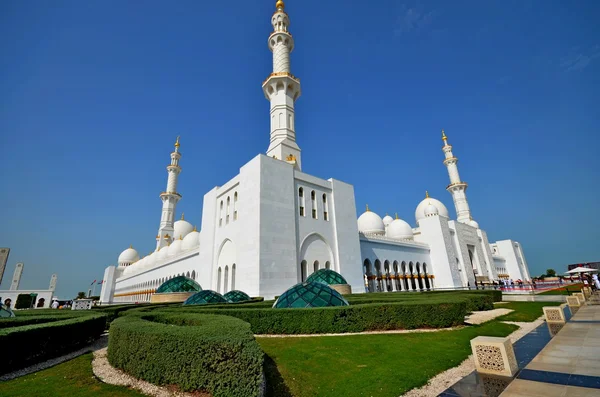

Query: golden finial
[
  {"left": 425, "top": 191, "right": 430, "bottom": 198},
  {"left": 129, "top": 244, "right": 133, "bottom": 249},
  {"left": 193, "top": 225, "right": 197, "bottom": 232},
  {"left": 181, "top": 212, "right": 185, "bottom": 220},
  {"left": 395, "top": 213, "right": 399, "bottom": 220},
  {"left": 175, "top": 136, "right": 180, "bottom": 148},
  {"left": 366, "top": 204, "right": 370, "bottom": 212},
  {"left": 179, "top": 235, "right": 183, "bottom": 240},
  {"left": 276, "top": 0, "right": 284, "bottom": 10},
  {"left": 441, "top": 129, "right": 447, "bottom": 142}
]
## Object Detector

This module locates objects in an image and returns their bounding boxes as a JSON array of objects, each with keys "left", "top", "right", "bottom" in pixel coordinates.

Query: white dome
[
  {"left": 415, "top": 195, "right": 449, "bottom": 223},
  {"left": 118, "top": 246, "right": 139, "bottom": 266},
  {"left": 156, "top": 246, "right": 169, "bottom": 262},
  {"left": 357, "top": 209, "right": 385, "bottom": 235},
  {"left": 424, "top": 203, "right": 439, "bottom": 217},
  {"left": 469, "top": 219, "right": 479, "bottom": 228},
  {"left": 145, "top": 252, "right": 157, "bottom": 268},
  {"left": 182, "top": 230, "right": 200, "bottom": 251},
  {"left": 382, "top": 215, "right": 394, "bottom": 226},
  {"left": 173, "top": 219, "right": 194, "bottom": 240},
  {"left": 387, "top": 218, "right": 414, "bottom": 240},
  {"left": 167, "top": 239, "right": 183, "bottom": 257}
]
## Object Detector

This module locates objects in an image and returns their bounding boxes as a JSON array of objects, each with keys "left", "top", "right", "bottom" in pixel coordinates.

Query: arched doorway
[
  {"left": 374, "top": 260, "right": 383, "bottom": 292},
  {"left": 423, "top": 263, "right": 431, "bottom": 290},
  {"left": 363, "top": 259, "right": 374, "bottom": 293},
  {"left": 416, "top": 263, "right": 423, "bottom": 291},
  {"left": 36, "top": 298, "right": 45, "bottom": 308},
  {"left": 301, "top": 260, "right": 308, "bottom": 282},
  {"left": 401, "top": 262, "right": 409, "bottom": 290},
  {"left": 409, "top": 262, "right": 417, "bottom": 290},
  {"left": 299, "top": 233, "right": 334, "bottom": 278},
  {"left": 393, "top": 261, "right": 401, "bottom": 291},
  {"left": 384, "top": 260, "right": 392, "bottom": 291}
]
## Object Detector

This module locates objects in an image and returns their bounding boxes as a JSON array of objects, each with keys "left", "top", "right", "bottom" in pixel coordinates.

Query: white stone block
[
  {"left": 566, "top": 296, "right": 581, "bottom": 312},
  {"left": 543, "top": 306, "right": 566, "bottom": 323},
  {"left": 72, "top": 299, "right": 93, "bottom": 310},
  {"left": 470, "top": 336, "right": 518, "bottom": 378}
]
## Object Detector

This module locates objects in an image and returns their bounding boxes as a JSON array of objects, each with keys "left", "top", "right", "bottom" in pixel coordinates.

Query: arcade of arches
[
  {"left": 113, "top": 270, "right": 198, "bottom": 303},
  {"left": 363, "top": 259, "right": 434, "bottom": 293}
]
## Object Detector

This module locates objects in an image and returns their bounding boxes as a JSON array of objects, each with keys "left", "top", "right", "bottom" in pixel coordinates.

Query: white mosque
[{"left": 100, "top": 0, "right": 531, "bottom": 304}]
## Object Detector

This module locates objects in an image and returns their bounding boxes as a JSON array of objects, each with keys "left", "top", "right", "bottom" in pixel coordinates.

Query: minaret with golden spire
[
  {"left": 441, "top": 130, "right": 472, "bottom": 224},
  {"left": 156, "top": 136, "right": 183, "bottom": 250},
  {"left": 263, "top": 0, "right": 302, "bottom": 170}
]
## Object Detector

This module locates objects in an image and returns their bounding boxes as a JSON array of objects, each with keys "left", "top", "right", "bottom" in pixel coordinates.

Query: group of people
[{"left": 583, "top": 273, "right": 600, "bottom": 291}]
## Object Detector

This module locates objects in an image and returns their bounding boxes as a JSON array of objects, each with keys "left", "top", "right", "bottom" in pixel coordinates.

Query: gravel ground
[
  {"left": 399, "top": 317, "right": 545, "bottom": 397},
  {"left": 92, "top": 347, "right": 205, "bottom": 397},
  {"left": 464, "top": 308, "right": 513, "bottom": 325},
  {"left": 0, "top": 332, "right": 109, "bottom": 382}
]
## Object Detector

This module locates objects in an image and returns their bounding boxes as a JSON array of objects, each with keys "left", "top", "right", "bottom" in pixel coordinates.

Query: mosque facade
[{"left": 100, "top": 1, "right": 531, "bottom": 303}]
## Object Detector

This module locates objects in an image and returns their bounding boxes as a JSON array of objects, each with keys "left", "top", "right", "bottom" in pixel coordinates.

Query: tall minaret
[
  {"left": 262, "top": 0, "right": 302, "bottom": 170},
  {"left": 155, "top": 137, "right": 182, "bottom": 250},
  {"left": 442, "top": 130, "right": 473, "bottom": 223}
]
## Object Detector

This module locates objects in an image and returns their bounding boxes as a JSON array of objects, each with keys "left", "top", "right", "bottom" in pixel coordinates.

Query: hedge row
[
  {"left": 0, "top": 313, "right": 106, "bottom": 374},
  {"left": 108, "top": 313, "right": 263, "bottom": 397},
  {"left": 150, "top": 297, "right": 468, "bottom": 334}
]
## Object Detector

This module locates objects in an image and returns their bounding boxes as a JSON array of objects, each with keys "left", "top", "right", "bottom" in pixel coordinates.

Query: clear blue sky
[{"left": 1, "top": 0, "right": 598, "bottom": 298}]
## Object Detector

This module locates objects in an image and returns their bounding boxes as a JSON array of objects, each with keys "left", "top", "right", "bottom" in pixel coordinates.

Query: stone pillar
[{"left": 470, "top": 336, "right": 518, "bottom": 378}]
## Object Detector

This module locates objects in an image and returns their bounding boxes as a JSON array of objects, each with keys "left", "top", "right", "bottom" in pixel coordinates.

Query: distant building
[
  {"left": 567, "top": 262, "right": 600, "bottom": 272},
  {"left": 0, "top": 264, "right": 57, "bottom": 309}
]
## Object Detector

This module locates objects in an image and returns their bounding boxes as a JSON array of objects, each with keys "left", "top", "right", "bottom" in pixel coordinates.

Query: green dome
[
  {"left": 156, "top": 276, "right": 202, "bottom": 294},
  {"left": 306, "top": 269, "right": 348, "bottom": 285},
  {"left": 273, "top": 282, "right": 349, "bottom": 309},
  {"left": 183, "top": 290, "right": 227, "bottom": 305},
  {"left": 223, "top": 290, "right": 251, "bottom": 303}
]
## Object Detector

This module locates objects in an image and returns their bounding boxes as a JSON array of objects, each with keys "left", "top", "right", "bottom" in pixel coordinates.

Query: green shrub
[
  {"left": 151, "top": 298, "right": 467, "bottom": 334},
  {"left": 0, "top": 313, "right": 106, "bottom": 374},
  {"left": 14, "top": 294, "right": 36, "bottom": 309},
  {"left": 108, "top": 313, "right": 263, "bottom": 397}
]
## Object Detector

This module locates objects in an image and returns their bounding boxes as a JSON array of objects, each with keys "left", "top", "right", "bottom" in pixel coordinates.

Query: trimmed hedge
[
  {"left": 152, "top": 297, "right": 468, "bottom": 334},
  {"left": 108, "top": 313, "right": 263, "bottom": 397},
  {"left": 0, "top": 313, "right": 106, "bottom": 374}
]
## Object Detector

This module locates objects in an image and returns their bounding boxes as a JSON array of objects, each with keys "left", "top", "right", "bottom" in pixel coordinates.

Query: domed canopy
[
  {"left": 223, "top": 290, "right": 251, "bottom": 303},
  {"left": 273, "top": 281, "right": 349, "bottom": 308},
  {"left": 167, "top": 239, "right": 183, "bottom": 257},
  {"left": 382, "top": 214, "right": 394, "bottom": 227},
  {"left": 415, "top": 194, "right": 449, "bottom": 223},
  {"left": 156, "top": 276, "right": 202, "bottom": 294},
  {"left": 183, "top": 290, "right": 227, "bottom": 305},
  {"left": 118, "top": 246, "right": 139, "bottom": 266},
  {"left": 306, "top": 269, "right": 348, "bottom": 285},
  {"left": 174, "top": 217, "right": 194, "bottom": 240},
  {"left": 182, "top": 229, "right": 200, "bottom": 251},
  {"left": 357, "top": 207, "right": 385, "bottom": 235},
  {"left": 387, "top": 218, "right": 414, "bottom": 240}
]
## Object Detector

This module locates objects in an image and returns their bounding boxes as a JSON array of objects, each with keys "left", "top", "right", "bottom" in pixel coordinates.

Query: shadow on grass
[{"left": 264, "top": 354, "right": 293, "bottom": 397}]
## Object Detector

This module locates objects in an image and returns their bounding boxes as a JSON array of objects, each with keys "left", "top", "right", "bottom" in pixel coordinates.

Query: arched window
[
  {"left": 325, "top": 261, "right": 331, "bottom": 270},
  {"left": 226, "top": 197, "right": 231, "bottom": 224},
  {"left": 311, "top": 190, "right": 317, "bottom": 219},
  {"left": 233, "top": 192, "right": 238, "bottom": 220},
  {"left": 301, "top": 260, "right": 307, "bottom": 282},
  {"left": 186, "top": 271, "right": 190, "bottom": 278},
  {"left": 231, "top": 264, "right": 236, "bottom": 290},
  {"left": 191, "top": 270, "right": 196, "bottom": 280},
  {"left": 219, "top": 201, "right": 223, "bottom": 226},
  {"left": 322, "top": 194, "right": 329, "bottom": 221},
  {"left": 313, "top": 260, "right": 319, "bottom": 274},
  {"left": 224, "top": 266, "right": 229, "bottom": 294},
  {"left": 298, "top": 188, "right": 305, "bottom": 216},
  {"left": 217, "top": 267, "right": 222, "bottom": 293}
]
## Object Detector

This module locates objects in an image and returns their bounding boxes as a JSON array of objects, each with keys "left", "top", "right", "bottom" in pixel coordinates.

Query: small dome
[
  {"left": 223, "top": 290, "right": 251, "bottom": 303},
  {"left": 424, "top": 202, "right": 439, "bottom": 217},
  {"left": 167, "top": 239, "right": 183, "bottom": 257},
  {"left": 387, "top": 218, "right": 414, "bottom": 240},
  {"left": 183, "top": 290, "right": 227, "bottom": 305},
  {"left": 156, "top": 246, "right": 169, "bottom": 262},
  {"left": 415, "top": 194, "right": 449, "bottom": 223},
  {"left": 182, "top": 229, "right": 200, "bottom": 251},
  {"left": 469, "top": 219, "right": 479, "bottom": 228},
  {"left": 118, "top": 246, "right": 139, "bottom": 266},
  {"left": 156, "top": 276, "right": 202, "bottom": 294},
  {"left": 173, "top": 218, "right": 194, "bottom": 240},
  {"left": 306, "top": 269, "right": 348, "bottom": 285},
  {"left": 273, "top": 281, "right": 349, "bottom": 308},
  {"left": 146, "top": 252, "right": 157, "bottom": 267},
  {"left": 382, "top": 215, "right": 394, "bottom": 226},
  {"left": 357, "top": 207, "right": 385, "bottom": 235}
]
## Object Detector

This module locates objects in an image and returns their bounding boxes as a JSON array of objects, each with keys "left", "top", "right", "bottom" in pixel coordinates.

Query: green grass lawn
[
  {"left": 538, "top": 284, "right": 583, "bottom": 295},
  {"left": 258, "top": 321, "right": 517, "bottom": 397},
  {"left": 495, "top": 301, "right": 562, "bottom": 322},
  {"left": 0, "top": 353, "right": 143, "bottom": 397}
]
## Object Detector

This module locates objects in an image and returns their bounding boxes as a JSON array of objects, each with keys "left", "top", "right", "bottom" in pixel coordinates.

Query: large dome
[
  {"left": 387, "top": 218, "right": 413, "bottom": 240},
  {"left": 118, "top": 246, "right": 139, "bottom": 266},
  {"left": 306, "top": 269, "right": 348, "bottom": 285},
  {"left": 382, "top": 214, "right": 394, "bottom": 227},
  {"left": 173, "top": 217, "right": 194, "bottom": 240},
  {"left": 273, "top": 281, "right": 349, "bottom": 308},
  {"left": 182, "top": 229, "right": 200, "bottom": 251},
  {"left": 357, "top": 208, "right": 385, "bottom": 235},
  {"left": 183, "top": 290, "right": 227, "bottom": 305},
  {"left": 223, "top": 290, "right": 251, "bottom": 303},
  {"left": 415, "top": 194, "right": 449, "bottom": 223},
  {"left": 156, "top": 276, "right": 202, "bottom": 293}
]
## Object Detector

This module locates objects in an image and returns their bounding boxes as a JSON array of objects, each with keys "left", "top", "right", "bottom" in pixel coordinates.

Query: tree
[
  {"left": 546, "top": 268, "right": 557, "bottom": 277},
  {"left": 76, "top": 291, "right": 86, "bottom": 299}
]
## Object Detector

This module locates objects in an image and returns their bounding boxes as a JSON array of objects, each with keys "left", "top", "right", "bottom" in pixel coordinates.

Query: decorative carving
[
  {"left": 471, "top": 336, "right": 518, "bottom": 377},
  {"left": 475, "top": 345, "right": 504, "bottom": 372},
  {"left": 545, "top": 308, "right": 563, "bottom": 322}
]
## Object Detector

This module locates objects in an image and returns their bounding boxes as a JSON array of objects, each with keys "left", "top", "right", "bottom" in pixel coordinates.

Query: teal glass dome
[
  {"left": 183, "top": 290, "right": 227, "bottom": 305},
  {"left": 156, "top": 276, "right": 202, "bottom": 294},
  {"left": 306, "top": 269, "right": 348, "bottom": 285},
  {"left": 273, "top": 282, "right": 349, "bottom": 309},
  {"left": 224, "top": 290, "right": 251, "bottom": 303}
]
